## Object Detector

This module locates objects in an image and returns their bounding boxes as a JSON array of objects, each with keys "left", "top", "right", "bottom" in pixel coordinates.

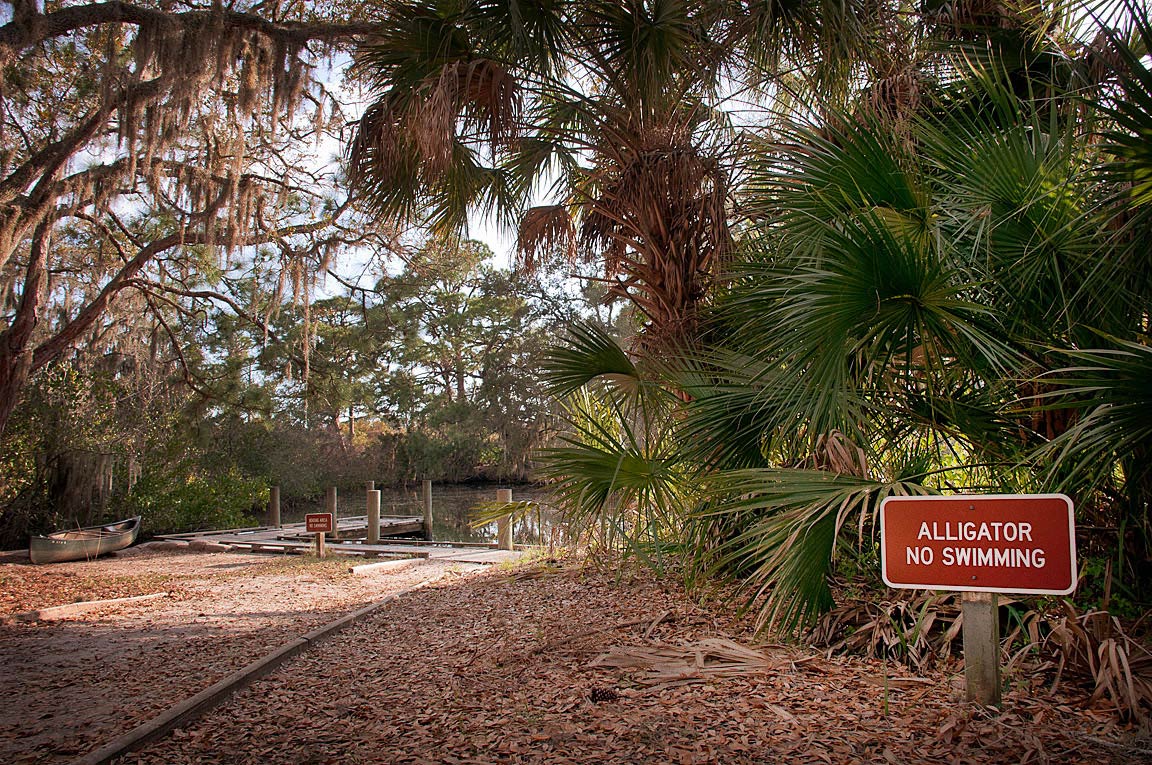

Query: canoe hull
[{"left": 29, "top": 517, "right": 142, "bottom": 565}]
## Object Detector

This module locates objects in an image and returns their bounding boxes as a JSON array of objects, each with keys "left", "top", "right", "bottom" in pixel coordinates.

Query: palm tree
[
  {"left": 679, "top": 2, "right": 1152, "bottom": 630},
  {"left": 347, "top": 0, "right": 878, "bottom": 346},
  {"left": 539, "top": 0, "right": 1152, "bottom": 631}
]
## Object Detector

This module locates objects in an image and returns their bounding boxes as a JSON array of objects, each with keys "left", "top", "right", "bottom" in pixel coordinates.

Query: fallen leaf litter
[
  {"left": 0, "top": 546, "right": 461, "bottom": 765},
  {"left": 100, "top": 558, "right": 1152, "bottom": 764}
]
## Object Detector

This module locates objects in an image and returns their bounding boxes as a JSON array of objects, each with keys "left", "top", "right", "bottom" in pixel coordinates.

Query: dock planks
[{"left": 156, "top": 515, "right": 528, "bottom": 565}]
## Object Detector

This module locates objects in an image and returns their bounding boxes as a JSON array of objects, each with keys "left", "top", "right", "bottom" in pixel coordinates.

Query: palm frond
[
  {"left": 921, "top": 82, "right": 1114, "bottom": 340},
  {"left": 698, "top": 468, "right": 932, "bottom": 633},
  {"left": 1033, "top": 338, "right": 1152, "bottom": 490},
  {"left": 538, "top": 387, "right": 690, "bottom": 557},
  {"left": 744, "top": 115, "right": 928, "bottom": 234},
  {"left": 517, "top": 204, "right": 576, "bottom": 271},
  {"left": 675, "top": 348, "right": 776, "bottom": 470},
  {"left": 1096, "top": 0, "right": 1152, "bottom": 207},
  {"left": 542, "top": 322, "right": 639, "bottom": 397},
  {"left": 470, "top": 499, "right": 538, "bottom": 528}
]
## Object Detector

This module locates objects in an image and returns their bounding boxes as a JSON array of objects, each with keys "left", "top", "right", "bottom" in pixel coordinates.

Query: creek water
[{"left": 282, "top": 484, "right": 561, "bottom": 545}]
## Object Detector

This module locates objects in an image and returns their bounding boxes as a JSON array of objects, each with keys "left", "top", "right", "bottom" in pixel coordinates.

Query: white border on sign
[
  {"left": 879, "top": 493, "right": 1077, "bottom": 595},
  {"left": 305, "top": 512, "right": 334, "bottom": 532}
]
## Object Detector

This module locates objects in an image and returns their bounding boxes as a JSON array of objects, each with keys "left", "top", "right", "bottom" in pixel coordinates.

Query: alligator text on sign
[{"left": 879, "top": 494, "right": 1077, "bottom": 595}]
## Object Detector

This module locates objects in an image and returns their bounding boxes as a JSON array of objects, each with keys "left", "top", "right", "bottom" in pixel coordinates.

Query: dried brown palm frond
[
  {"left": 861, "top": 69, "right": 924, "bottom": 128},
  {"left": 349, "top": 57, "right": 521, "bottom": 224},
  {"left": 349, "top": 98, "right": 414, "bottom": 181},
  {"left": 572, "top": 120, "right": 733, "bottom": 348},
  {"left": 850, "top": 17, "right": 924, "bottom": 131},
  {"left": 1085, "top": 28, "right": 1128, "bottom": 90},
  {"left": 409, "top": 58, "right": 521, "bottom": 177},
  {"left": 815, "top": 592, "right": 1151, "bottom": 719},
  {"left": 409, "top": 67, "right": 461, "bottom": 177},
  {"left": 804, "top": 430, "right": 870, "bottom": 478},
  {"left": 591, "top": 638, "right": 785, "bottom": 686},
  {"left": 517, "top": 204, "right": 576, "bottom": 272},
  {"left": 808, "top": 592, "right": 963, "bottom": 672},
  {"left": 1042, "top": 602, "right": 1152, "bottom": 721},
  {"left": 459, "top": 58, "right": 521, "bottom": 149},
  {"left": 512, "top": 109, "right": 734, "bottom": 348}
]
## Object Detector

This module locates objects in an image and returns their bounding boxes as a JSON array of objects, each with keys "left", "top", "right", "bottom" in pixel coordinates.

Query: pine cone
[{"left": 589, "top": 686, "right": 619, "bottom": 703}]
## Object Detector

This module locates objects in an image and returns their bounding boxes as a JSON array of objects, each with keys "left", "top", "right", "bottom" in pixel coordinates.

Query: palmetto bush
[
  {"left": 536, "top": 323, "right": 694, "bottom": 567},
  {"left": 539, "top": 3, "right": 1152, "bottom": 642}
]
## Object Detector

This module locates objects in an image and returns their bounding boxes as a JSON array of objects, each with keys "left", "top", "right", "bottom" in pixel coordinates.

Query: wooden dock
[{"left": 157, "top": 516, "right": 527, "bottom": 565}]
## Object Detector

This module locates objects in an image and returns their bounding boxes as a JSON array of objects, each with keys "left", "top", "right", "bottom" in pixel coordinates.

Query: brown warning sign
[
  {"left": 305, "top": 513, "right": 334, "bottom": 533},
  {"left": 880, "top": 494, "right": 1077, "bottom": 595}
]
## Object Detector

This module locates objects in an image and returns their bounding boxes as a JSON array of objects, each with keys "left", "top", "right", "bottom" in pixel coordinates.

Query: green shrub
[{"left": 125, "top": 469, "right": 267, "bottom": 534}]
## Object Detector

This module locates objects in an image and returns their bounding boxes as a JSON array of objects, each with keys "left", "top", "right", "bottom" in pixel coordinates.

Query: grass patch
[{"left": 224, "top": 554, "right": 362, "bottom": 579}]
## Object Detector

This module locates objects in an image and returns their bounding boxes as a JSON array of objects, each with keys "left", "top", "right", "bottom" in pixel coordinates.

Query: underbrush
[
  {"left": 808, "top": 586, "right": 1152, "bottom": 722},
  {"left": 124, "top": 469, "right": 266, "bottom": 535}
]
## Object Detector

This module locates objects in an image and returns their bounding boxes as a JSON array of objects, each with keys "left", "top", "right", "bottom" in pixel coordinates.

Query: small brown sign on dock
[{"left": 305, "top": 513, "right": 333, "bottom": 534}]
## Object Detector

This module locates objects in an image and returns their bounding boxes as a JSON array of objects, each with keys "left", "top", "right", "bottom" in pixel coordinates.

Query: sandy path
[
  {"left": 3, "top": 552, "right": 1147, "bottom": 764},
  {"left": 0, "top": 548, "right": 476, "bottom": 765},
  {"left": 120, "top": 562, "right": 1146, "bottom": 765}
]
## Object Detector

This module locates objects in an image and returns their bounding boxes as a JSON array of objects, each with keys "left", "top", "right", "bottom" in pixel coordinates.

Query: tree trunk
[
  {"left": 0, "top": 221, "right": 50, "bottom": 438},
  {"left": 443, "top": 371, "right": 454, "bottom": 402},
  {"left": 1124, "top": 444, "right": 1152, "bottom": 590}
]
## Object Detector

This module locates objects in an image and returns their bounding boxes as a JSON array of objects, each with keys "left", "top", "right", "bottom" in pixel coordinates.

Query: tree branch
[
  {"left": 0, "top": 2, "right": 380, "bottom": 65},
  {"left": 134, "top": 286, "right": 221, "bottom": 403},
  {"left": 0, "top": 218, "right": 51, "bottom": 435},
  {"left": 127, "top": 277, "right": 297, "bottom": 356},
  {"left": 29, "top": 201, "right": 355, "bottom": 372}
]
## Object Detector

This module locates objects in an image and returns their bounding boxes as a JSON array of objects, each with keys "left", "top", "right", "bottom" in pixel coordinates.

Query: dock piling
[
  {"left": 367, "top": 490, "right": 381, "bottom": 545},
  {"left": 497, "top": 489, "right": 513, "bottom": 551},
  {"left": 326, "top": 487, "right": 338, "bottom": 540},
  {"left": 268, "top": 486, "right": 281, "bottom": 528},
  {"left": 422, "top": 480, "right": 433, "bottom": 540}
]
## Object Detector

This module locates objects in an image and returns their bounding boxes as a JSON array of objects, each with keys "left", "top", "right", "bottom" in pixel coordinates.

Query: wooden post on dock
[
  {"left": 268, "top": 486, "right": 281, "bottom": 528},
  {"left": 326, "top": 486, "right": 338, "bottom": 540},
  {"left": 366, "top": 480, "right": 375, "bottom": 491},
  {"left": 422, "top": 480, "right": 433, "bottom": 540},
  {"left": 497, "top": 489, "right": 513, "bottom": 551},
  {"left": 367, "top": 489, "right": 381, "bottom": 545}
]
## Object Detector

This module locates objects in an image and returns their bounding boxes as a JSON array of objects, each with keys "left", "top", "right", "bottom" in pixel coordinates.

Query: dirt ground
[
  {"left": 0, "top": 545, "right": 472, "bottom": 765},
  {"left": 2, "top": 548, "right": 1149, "bottom": 764}
]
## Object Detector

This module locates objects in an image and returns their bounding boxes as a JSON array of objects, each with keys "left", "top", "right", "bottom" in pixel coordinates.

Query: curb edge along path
[
  {"left": 1, "top": 593, "right": 169, "bottom": 624},
  {"left": 69, "top": 573, "right": 449, "bottom": 765}
]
